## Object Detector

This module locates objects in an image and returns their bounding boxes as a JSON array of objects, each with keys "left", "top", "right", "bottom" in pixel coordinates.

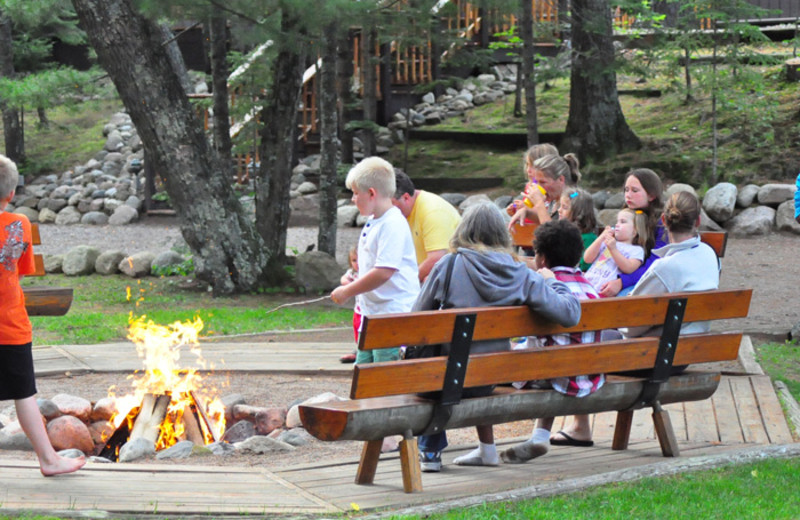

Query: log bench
[
  {"left": 510, "top": 222, "right": 728, "bottom": 258},
  {"left": 299, "top": 288, "right": 752, "bottom": 493},
  {"left": 22, "top": 223, "right": 74, "bottom": 316}
]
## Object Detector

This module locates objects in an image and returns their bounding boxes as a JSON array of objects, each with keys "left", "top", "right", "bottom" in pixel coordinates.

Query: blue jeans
[
  {"left": 618, "top": 285, "right": 634, "bottom": 297},
  {"left": 418, "top": 432, "right": 448, "bottom": 453}
]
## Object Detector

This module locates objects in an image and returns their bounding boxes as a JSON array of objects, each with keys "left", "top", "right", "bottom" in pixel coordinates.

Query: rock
[
  {"left": 46, "top": 415, "right": 94, "bottom": 453},
  {"left": 337, "top": 205, "right": 360, "bottom": 227},
  {"left": 125, "top": 195, "right": 142, "bottom": 210},
  {"left": 294, "top": 251, "right": 344, "bottom": 292},
  {"left": 422, "top": 92, "right": 436, "bottom": 104},
  {"left": 151, "top": 251, "right": 186, "bottom": 274},
  {"left": 221, "top": 420, "right": 256, "bottom": 443},
  {"left": 88, "top": 420, "right": 115, "bottom": 447},
  {"left": 104, "top": 199, "right": 123, "bottom": 213},
  {"left": 597, "top": 208, "right": 619, "bottom": 228},
  {"left": 458, "top": 194, "right": 492, "bottom": 212},
  {"left": 91, "top": 397, "right": 118, "bottom": 422},
  {"left": 286, "top": 392, "right": 345, "bottom": 429},
  {"left": 699, "top": 209, "right": 724, "bottom": 231},
  {"left": 604, "top": 192, "right": 626, "bottom": 209},
  {"left": 37, "top": 398, "right": 62, "bottom": 420},
  {"left": 104, "top": 130, "right": 124, "bottom": 152},
  {"left": 43, "top": 254, "right": 64, "bottom": 274},
  {"left": 63, "top": 245, "right": 101, "bottom": 276},
  {"left": 254, "top": 407, "right": 287, "bottom": 435},
  {"left": 232, "top": 404, "right": 262, "bottom": 422},
  {"left": 296, "top": 181, "right": 317, "bottom": 195},
  {"left": 45, "top": 198, "right": 69, "bottom": 213},
  {"left": 736, "top": 184, "right": 760, "bottom": 208},
  {"left": 55, "top": 206, "right": 82, "bottom": 225},
  {"left": 119, "top": 251, "right": 156, "bottom": 278},
  {"left": 95, "top": 250, "right": 126, "bottom": 275},
  {"left": 57, "top": 448, "right": 86, "bottom": 460},
  {"left": 665, "top": 183, "right": 697, "bottom": 199},
  {"left": 276, "top": 428, "right": 315, "bottom": 447},
  {"left": 702, "top": 182, "right": 737, "bottom": 223},
  {"left": 81, "top": 211, "right": 109, "bottom": 225},
  {"left": 591, "top": 190, "right": 611, "bottom": 209},
  {"left": 776, "top": 200, "right": 800, "bottom": 234},
  {"left": 38, "top": 207, "right": 58, "bottom": 223},
  {"left": 221, "top": 394, "right": 247, "bottom": 425},
  {"left": 725, "top": 206, "right": 776, "bottom": 236},
  {"left": 51, "top": 394, "right": 93, "bottom": 422},
  {"left": 234, "top": 435, "right": 294, "bottom": 454},
  {"left": 109, "top": 204, "right": 138, "bottom": 225},
  {"left": 441, "top": 193, "right": 467, "bottom": 208},
  {"left": 118, "top": 437, "right": 155, "bottom": 462},
  {"left": 13, "top": 206, "right": 39, "bottom": 222},
  {"left": 757, "top": 183, "right": 794, "bottom": 206},
  {"left": 0, "top": 431, "right": 33, "bottom": 451},
  {"left": 156, "top": 440, "right": 195, "bottom": 460},
  {"left": 207, "top": 441, "right": 237, "bottom": 456}
]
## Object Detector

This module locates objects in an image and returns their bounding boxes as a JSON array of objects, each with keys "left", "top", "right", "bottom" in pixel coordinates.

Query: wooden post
[
  {"left": 399, "top": 435, "right": 422, "bottom": 493},
  {"left": 355, "top": 439, "right": 382, "bottom": 485},
  {"left": 652, "top": 402, "right": 680, "bottom": 457},
  {"left": 785, "top": 58, "right": 800, "bottom": 82},
  {"left": 612, "top": 409, "right": 634, "bottom": 451}
]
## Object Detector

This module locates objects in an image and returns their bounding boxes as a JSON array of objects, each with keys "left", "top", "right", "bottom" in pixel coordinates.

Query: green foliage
[
  {"left": 0, "top": 67, "right": 105, "bottom": 112},
  {"left": 151, "top": 257, "right": 195, "bottom": 277}
]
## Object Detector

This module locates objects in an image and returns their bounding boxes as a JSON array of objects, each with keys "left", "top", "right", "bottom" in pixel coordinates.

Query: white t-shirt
[
  {"left": 356, "top": 206, "right": 420, "bottom": 315},
  {"left": 585, "top": 242, "right": 645, "bottom": 291}
]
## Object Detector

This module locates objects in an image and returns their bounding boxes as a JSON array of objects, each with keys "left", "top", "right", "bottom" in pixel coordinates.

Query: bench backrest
[
  {"left": 510, "top": 223, "right": 728, "bottom": 258},
  {"left": 352, "top": 288, "right": 752, "bottom": 399},
  {"left": 31, "top": 223, "right": 46, "bottom": 276}
]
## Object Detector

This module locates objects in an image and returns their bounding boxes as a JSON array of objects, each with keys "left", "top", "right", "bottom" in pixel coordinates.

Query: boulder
[
  {"left": 757, "top": 183, "right": 794, "bottom": 206},
  {"left": 736, "top": 184, "right": 760, "bottom": 208},
  {"left": 441, "top": 193, "right": 467, "bottom": 208},
  {"left": 699, "top": 209, "right": 724, "bottom": 231},
  {"left": 46, "top": 415, "right": 94, "bottom": 453},
  {"left": 776, "top": 200, "right": 800, "bottom": 234},
  {"left": 337, "top": 205, "right": 360, "bottom": 227},
  {"left": 234, "top": 435, "right": 294, "bottom": 454},
  {"left": 604, "top": 192, "right": 626, "bottom": 209},
  {"left": 119, "top": 251, "right": 156, "bottom": 278},
  {"left": 55, "top": 206, "right": 82, "bottom": 225},
  {"left": 702, "top": 182, "right": 737, "bottom": 223},
  {"left": 37, "top": 398, "right": 62, "bottom": 421},
  {"left": 38, "top": 207, "right": 58, "bottom": 224},
  {"left": 222, "top": 420, "right": 256, "bottom": 444},
  {"left": 95, "top": 250, "right": 126, "bottom": 275},
  {"left": 90, "top": 397, "right": 118, "bottom": 422},
  {"left": 665, "top": 183, "right": 697, "bottom": 199},
  {"left": 597, "top": 208, "right": 619, "bottom": 228},
  {"left": 294, "top": 251, "right": 344, "bottom": 292},
  {"left": 50, "top": 393, "right": 92, "bottom": 422},
  {"left": 108, "top": 204, "right": 138, "bottom": 225},
  {"left": 118, "top": 437, "right": 155, "bottom": 462},
  {"left": 285, "top": 392, "right": 345, "bottom": 429},
  {"left": 591, "top": 190, "right": 611, "bottom": 209},
  {"left": 151, "top": 251, "right": 186, "bottom": 274},
  {"left": 725, "top": 206, "right": 776, "bottom": 236},
  {"left": 254, "top": 407, "right": 288, "bottom": 435},
  {"left": 62, "top": 245, "right": 101, "bottom": 276},
  {"left": 458, "top": 194, "right": 492, "bottom": 212},
  {"left": 13, "top": 206, "right": 39, "bottom": 222},
  {"left": 81, "top": 211, "right": 109, "bottom": 226},
  {"left": 43, "top": 254, "right": 64, "bottom": 274}
]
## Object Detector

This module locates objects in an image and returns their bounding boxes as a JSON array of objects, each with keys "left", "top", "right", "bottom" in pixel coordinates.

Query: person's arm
[
  {"left": 606, "top": 240, "right": 643, "bottom": 274},
  {"left": 617, "top": 252, "right": 659, "bottom": 290},
  {"left": 418, "top": 249, "right": 446, "bottom": 282},
  {"left": 522, "top": 272, "right": 581, "bottom": 328},
  {"left": 583, "top": 228, "right": 610, "bottom": 264},
  {"left": 507, "top": 205, "right": 538, "bottom": 228},
  {"left": 331, "top": 266, "right": 395, "bottom": 304},
  {"left": 522, "top": 187, "right": 552, "bottom": 226}
]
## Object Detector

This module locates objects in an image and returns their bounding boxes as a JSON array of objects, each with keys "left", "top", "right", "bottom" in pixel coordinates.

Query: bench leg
[
  {"left": 399, "top": 435, "right": 422, "bottom": 493},
  {"left": 652, "top": 403, "right": 680, "bottom": 457},
  {"left": 612, "top": 410, "right": 634, "bottom": 451},
  {"left": 355, "top": 439, "right": 382, "bottom": 485}
]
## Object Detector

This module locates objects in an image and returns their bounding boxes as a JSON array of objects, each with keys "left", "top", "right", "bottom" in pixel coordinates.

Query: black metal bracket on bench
[
  {"left": 630, "top": 297, "right": 687, "bottom": 410},
  {"left": 420, "top": 313, "right": 476, "bottom": 436}
]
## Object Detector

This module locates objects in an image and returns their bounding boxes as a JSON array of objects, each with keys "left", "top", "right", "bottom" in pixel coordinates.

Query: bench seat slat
[
  {"left": 23, "top": 286, "right": 74, "bottom": 316},
  {"left": 300, "top": 371, "right": 721, "bottom": 441},
  {"left": 358, "top": 289, "right": 752, "bottom": 351},
  {"left": 352, "top": 332, "right": 742, "bottom": 399}
]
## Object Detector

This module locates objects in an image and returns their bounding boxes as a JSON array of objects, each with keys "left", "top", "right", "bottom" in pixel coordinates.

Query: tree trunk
[
  {"left": 209, "top": 14, "right": 233, "bottom": 171},
  {"left": 558, "top": 0, "right": 571, "bottom": 43},
  {"left": 337, "top": 30, "right": 354, "bottom": 164},
  {"left": 254, "top": 4, "right": 306, "bottom": 268},
  {"left": 562, "top": 0, "right": 640, "bottom": 163},
  {"left": 72, "top": 0, "right": 270, "bottom": 295},
  {"left": 159, "top": 23, "right": 193, "bottom": 95},
  {"left": 360, "top": 26, "right": 377, "bottom": 156},
  {"left": 36, "top": 107, "right": 49, "bottom": 129},
  {"left": 318, "top": 21, "right": 339, "bottom": 257},
  {"left": 0, "top": 11, "right": 24, "bottom": 163},
  {"left": 520, "top": 0, "right": 538, "bottom": 146}
]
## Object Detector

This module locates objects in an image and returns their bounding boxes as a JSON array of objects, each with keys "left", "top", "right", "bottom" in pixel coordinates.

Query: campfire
[{"left": 100, "top": 315, "right": 226, "bottom": 460}]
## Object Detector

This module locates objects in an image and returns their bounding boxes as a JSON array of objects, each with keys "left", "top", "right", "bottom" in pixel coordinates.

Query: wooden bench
[
  {"left": 300, "top": 288, "right": 752, "bottom": 493},
  {"left": 510, "top": 222, "right": 729, "bottom": 258},
  {"left": 22, "top": 223, "right": 74, "bottom": 316}
]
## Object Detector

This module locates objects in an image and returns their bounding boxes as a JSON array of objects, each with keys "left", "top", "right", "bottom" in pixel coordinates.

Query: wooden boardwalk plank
[
  {"left": 750, "top": 375, "right": 794, "bottom": 444},
  {"left": 712, "top": 377, "right": 746, "bottom": 444},
  {"left": 685, "top": 398, "right": 719, "bottom": 443},
  {"left": 729, "top": 376, "right": 770, "bottom": 444}
]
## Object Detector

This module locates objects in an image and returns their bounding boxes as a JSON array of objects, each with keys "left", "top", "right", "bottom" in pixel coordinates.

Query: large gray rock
[
  {"left": 119, "top": 251, "right": 156, "bottom": 278},
  {"left": 702, "top": 182, "right": 737, "bottom": 223},
  {"left": 294, "top": 251, "right": 344, "bottom": 292},
  {"left": 43, "top": 254, "right": 64, "bottom": 274},
  {"left": 108, "top": 204, "right": 138, "bottom": 225},
  {"left": 597, "top": 208, "right": 619, "bottom": 228},
  {"left": 118, "top": 437, "right": 155, "bottom": 462},
  {"left": 221, "top": 420, "right": 256, "bottom": 444},
  {"left": 458, "top": 194, "right": 492, "bottom": 212},
  {"left": 38, "top": 207, "right": 58, "bottom": 223},
  {"left": 151, "top": 251, "right": 186, "bottom": 274},
  {"left": 604, "top": 192, "right": 626, "bottom": 209},
  {"left": 55, "top": 206, "right": 82, "bottom": 225},
  {"left": 13, "top": 207, "right": 39, "bottom": 222},
  {"left": 591, "top": 190, "right": 611, "bottom": 209},
  {"left": 337, "top": 205, "right": 360, "bottom": 227},
  {"left": 441, "top": 193, "right": 467, "bottom": 208},
  {"left": 776, "top": 200, "right": 800, "bottom": 234},
  {"left": 736, "top": 184, "right": 760, "bottom": 208},
  {"left": 155, "top": 440, "right": 195, "bottom": 460},
  {"left": 234, "top": 435, "right": 294, "bottom": 454},
  {"left": 95, "top": 250, "right": 126, "bottom": 275},
  {"left": 757, "top": 183, "right": 794, "bottom": 206},
  {"left": 62, "top": 245, "right": 101, "bottom": 276},
  {"left": 0, "top": 431, "right": 33, "bottom": 451},
  {"left": 725, "top": 206, "right": 776, "bottom": 236},
  {"left": 666, "top": 183, "right": 697, "bottom": 199},
  {"left": 699, "top": 208, "right": 724, "bottom": 231},
  {"left": 81, "top": 211, "right": 109, "bottom": 225}
]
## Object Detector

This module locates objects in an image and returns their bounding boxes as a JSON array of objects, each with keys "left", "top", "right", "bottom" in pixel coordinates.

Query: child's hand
[
  {"left": 331, "top": 286, "right": 348, "bottom": 304},
  {"left": 506, "top": 201, "right": 520, "bottom": 217},
  {"left": 507, "top": 206, "right": 528, "bottom": 229},
  {"left": 537, "top": 267, "right": 555, "bottom": 280},
  {"left": 604, "top": 231, "right": 617, "bottom": 251}
]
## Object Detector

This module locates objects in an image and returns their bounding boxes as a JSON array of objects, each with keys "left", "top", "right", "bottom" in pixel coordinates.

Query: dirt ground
[{"left": 4, "top": 227, "right": 798, "bottom": 468}]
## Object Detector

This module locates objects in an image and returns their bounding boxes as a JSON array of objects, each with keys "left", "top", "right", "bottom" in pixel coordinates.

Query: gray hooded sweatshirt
[{"left": 412, "top": 248, "right": 581, "bottom": 354}]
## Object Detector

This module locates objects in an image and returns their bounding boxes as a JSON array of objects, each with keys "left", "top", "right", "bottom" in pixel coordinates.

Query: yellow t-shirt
[{"left": 407, "top": 191, "right": 461, "bottom": 265}]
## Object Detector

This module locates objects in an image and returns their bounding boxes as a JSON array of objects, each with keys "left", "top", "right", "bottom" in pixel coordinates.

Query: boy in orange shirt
[{"left": 0, "top": 155, "right": 84, "bottom": 476}]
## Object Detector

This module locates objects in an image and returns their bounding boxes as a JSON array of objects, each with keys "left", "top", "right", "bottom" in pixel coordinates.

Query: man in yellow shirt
[{"left": 392, "top": 171, "right": 461, "bottom": 282}]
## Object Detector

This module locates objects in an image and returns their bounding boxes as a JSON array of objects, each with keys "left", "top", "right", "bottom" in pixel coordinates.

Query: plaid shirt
[{"left": 530, "top": 266, "right": 605, "bottom": 397}]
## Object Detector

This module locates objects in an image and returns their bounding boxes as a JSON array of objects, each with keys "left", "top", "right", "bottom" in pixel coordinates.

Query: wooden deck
[{"left": 0, "top": 374, "right": 794, "bottom": 516}]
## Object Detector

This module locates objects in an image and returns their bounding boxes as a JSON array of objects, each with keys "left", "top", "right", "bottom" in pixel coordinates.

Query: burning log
[
  {"left": 128, "top": 393, "right": 171, "bottom": 444},
  {"left": 180, "top": 404, "right": 205, "bottom": 445},
  {"left": 191, "top": 390, "right": 221, "bottom": 442}
]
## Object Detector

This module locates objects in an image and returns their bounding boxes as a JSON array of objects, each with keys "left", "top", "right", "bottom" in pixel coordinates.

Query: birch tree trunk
[{"left": 71, "top": 0, "right": 270, "bottom": 295}]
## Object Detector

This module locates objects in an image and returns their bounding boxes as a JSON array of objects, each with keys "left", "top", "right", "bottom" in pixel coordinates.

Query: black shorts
[{"left": 0, "top": 343, "right": 37, "bottom": 400}]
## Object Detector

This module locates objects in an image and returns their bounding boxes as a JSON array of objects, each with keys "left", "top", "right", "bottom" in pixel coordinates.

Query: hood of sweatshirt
[{"left": 455, "top": 247, "right": 530, "bottom": 305}]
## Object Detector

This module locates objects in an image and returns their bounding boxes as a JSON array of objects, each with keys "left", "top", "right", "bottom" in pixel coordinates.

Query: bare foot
[{"left": 40, "top": 455, "right": 86, "bottom": 476}]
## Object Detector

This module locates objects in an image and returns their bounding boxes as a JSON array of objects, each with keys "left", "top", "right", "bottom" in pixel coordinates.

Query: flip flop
[{"left": 550, "top": 431, "right": 594, "bottom": 447}]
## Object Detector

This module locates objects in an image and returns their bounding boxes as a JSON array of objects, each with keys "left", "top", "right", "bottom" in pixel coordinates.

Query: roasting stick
[{"left": 264, "top": 295, "right": 331, "bottom": 314}]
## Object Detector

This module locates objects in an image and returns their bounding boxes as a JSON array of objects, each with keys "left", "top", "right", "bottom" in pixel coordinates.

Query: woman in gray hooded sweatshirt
[{"left": 414, "top": 202, "right": 581, "bottom": 472}]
